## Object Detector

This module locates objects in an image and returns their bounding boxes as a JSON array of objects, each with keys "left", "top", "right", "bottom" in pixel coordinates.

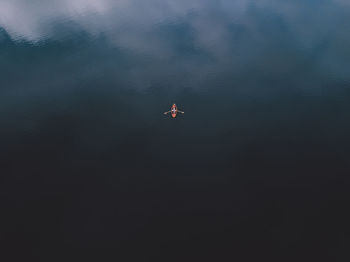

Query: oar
[
  {"left": 178, "top": 111, "right": 184, "bottom": 114},
  {"left": 164, "top": 111, "right": 171, "bottom": 115}
]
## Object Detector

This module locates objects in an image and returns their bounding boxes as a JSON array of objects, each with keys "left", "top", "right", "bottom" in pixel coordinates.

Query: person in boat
[{"left": 164, "top": 104, "right": 184, "bottom": 117}]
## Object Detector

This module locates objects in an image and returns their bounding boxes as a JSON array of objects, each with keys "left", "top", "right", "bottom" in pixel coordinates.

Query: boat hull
[{"left": 171, "top": 104, "right": 177, "bottom": 118}]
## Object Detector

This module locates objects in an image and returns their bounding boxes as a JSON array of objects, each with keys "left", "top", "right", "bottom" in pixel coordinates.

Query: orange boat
[
  {"left": 164, "top": 104, "right": 184, "bottom": 118},
  {"left": 171, "top": 104, "right": 177, "bottom": 118}
]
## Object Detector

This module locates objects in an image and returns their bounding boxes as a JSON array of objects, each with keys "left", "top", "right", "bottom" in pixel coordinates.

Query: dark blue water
[{"left": 1, "top": 1, "right": 350, "bottom": 261}]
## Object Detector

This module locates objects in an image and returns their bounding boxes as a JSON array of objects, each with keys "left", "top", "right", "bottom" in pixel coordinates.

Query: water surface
[{"left": 1, "top": 1, "right": 350, "bottom": 261}]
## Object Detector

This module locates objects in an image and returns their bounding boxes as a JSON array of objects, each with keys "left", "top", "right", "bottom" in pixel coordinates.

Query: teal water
[{"left": 1, "top": 1, "right": 350, "bottom": 261}]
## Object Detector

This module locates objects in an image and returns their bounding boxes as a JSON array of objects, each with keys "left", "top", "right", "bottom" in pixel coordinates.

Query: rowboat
[
  {"left": 171, "top": 104, "right": 177, "bottom": 118},
  {"left": 164, "top": 104, "right": 184, "bottom": 118}
]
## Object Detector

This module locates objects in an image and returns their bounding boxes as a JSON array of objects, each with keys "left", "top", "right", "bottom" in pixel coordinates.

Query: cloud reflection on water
[{"left": 0, "top": 0, "right": 350, "bottom": 89}]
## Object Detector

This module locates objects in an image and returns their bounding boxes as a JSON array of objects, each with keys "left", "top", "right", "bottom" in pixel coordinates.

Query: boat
[
  {"left": 164, "top": 103, "right": 184, "bottom": 118},
  {"left": 171, "top": 104, "right": 177, "bottom": 118}
]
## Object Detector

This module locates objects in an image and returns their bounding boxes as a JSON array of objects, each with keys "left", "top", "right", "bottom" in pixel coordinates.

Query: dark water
[{"left": 1, "top": 1, "right": 350, "bottom": 261}]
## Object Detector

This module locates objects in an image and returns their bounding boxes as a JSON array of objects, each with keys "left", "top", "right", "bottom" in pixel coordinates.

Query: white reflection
[
  {"left": 0, "top": 0, "right": 349, "bottom": 83},
  {"left": 0, "top": 0, "right": 347, "bottom": 48}
]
